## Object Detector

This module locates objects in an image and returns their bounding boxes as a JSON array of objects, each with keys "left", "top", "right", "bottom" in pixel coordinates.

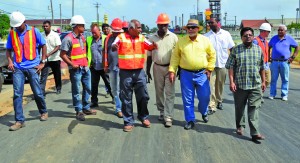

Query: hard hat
[
  {"left": 259, "top": 23, "right": 271, "bottom": 32},
  {"left": 156, "top": 13, "right": 170, "bottom": 24},
  {"left": 10, "top": 11, "right": 25, "bottom": 27},
  {"left": 70, "top": 15, "right": 85, "bottom": 25},
  {"left": 111, "top": 18, "right": 123, "bottom": 32},
  {"left": 122, "top": 21, "right": 128, "bottom": 28}
]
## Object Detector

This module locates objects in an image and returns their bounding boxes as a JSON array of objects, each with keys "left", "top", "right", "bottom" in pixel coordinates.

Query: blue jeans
[
  {"left": 180, "top": 69, "right": 210, "bottom": 122},
  {"left": 69, "top": 67, "right": 91, "bottom": 112},
  {"left": 270, "top": 61, "right": 289, "bottom": 97},
  {"left": 13, "top": 68, "right": 47, "bottom": 122},
  {"left": 109, "top": 68, "right": 121, "bottom": 112}
]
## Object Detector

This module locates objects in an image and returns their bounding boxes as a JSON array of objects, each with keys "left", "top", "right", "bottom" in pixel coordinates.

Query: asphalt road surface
[{"left": 0, "top": 68, "right": 299, "bottom": 163}]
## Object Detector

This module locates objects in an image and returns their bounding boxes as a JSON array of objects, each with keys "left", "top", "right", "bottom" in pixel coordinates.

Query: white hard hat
[
  {"left": 70, "top": 15, "right": 85, "bottom": 25},
  {"left": 259, "top": 23, "right": 271, "bottom": 32},
  {"left": 10, "top": 11, "right": 25, "bottom": 27}
]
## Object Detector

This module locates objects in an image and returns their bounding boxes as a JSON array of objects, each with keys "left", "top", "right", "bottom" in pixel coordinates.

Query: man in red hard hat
[
  {"left": 146, "top": 13, "right": 178, "bottom": 127},
  {"left": 103, "top": 18, "right": 124, "bottom": 118},
  {"left": 122, "top": 21, "right": 128, "bottom": 33}
]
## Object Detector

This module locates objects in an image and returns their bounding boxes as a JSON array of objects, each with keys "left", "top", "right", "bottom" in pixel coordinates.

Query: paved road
[{"left": 0, "top": 69, "right": 299, "bottom": 163}]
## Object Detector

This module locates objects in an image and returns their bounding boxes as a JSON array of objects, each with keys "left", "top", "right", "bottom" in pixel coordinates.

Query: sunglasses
[{"left": 187, "top": 26, "right": 198, "bottom": 30}]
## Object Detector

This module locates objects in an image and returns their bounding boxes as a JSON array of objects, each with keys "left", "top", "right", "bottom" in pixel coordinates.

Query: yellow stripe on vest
[
  {"left": 28, "top": 30, "right": 33, "bottom": 60},
  {"left": 71, "top": 54, "right": 87, "bottom": 59},
  {"left": 118, "top": 54, "right": 144, "bottom": 59},
  {"left": 73, "top": 43, "right": 80, "bottom": 48},
  {"left": 13, "top": 31, "right": 21, "bottom": 60}
]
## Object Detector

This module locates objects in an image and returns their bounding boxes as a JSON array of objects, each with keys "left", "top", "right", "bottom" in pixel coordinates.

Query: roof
[
  {"left": 25, "top": 19, "right": 71, "bottom": 26},
  {"left": 240, "top": 19, "right": 270, "bottom": 29}
]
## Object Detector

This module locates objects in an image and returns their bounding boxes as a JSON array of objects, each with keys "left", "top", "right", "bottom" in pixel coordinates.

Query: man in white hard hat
[
  {"left": 253, "top": 23, "right": 272, "bottom": 103},
  {"left": 6, "top": 11, "right": 48, "bottom": 131},
  {"left": 60, "top": 15, "right": 97, "bottom": 121}
]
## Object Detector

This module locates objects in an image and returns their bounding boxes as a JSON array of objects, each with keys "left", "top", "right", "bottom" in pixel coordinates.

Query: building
[{"left": 25, "top": 19, "right": 71, "bottom": 31}]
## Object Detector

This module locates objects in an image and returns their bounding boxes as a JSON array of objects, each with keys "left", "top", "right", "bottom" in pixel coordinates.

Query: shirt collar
[
  {"left": 154, "top": 30, "right": 171, "bottom": 38},
  {"left": 209, "top": 28, "right": 222, "bottom": 35},
  {"left": 187, "top": 34, "right": 200, "bottom": 42}
]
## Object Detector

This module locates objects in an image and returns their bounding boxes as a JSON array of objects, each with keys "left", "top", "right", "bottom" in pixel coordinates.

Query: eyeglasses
[
  {"left": 187, "top": 26, "right": 198, "bottom": 30},
  {"left": 242, "top": 34, "right": 253, "bottom": 37}
]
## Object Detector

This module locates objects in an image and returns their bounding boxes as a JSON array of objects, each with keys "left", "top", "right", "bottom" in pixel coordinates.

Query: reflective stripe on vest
[
  {"left": 255, "top": 37, "right": 269, "bottom": 63},
  {"left": 66, "top": 33, "right": 88, "bottom": 66},
  {"left": 103, "top": 34, "right": 112, "bottom": 68},
  {"left": 118, "top": 33, "right": 145, "bottom": 69},
  {"left": 10, "top": 27, "right": 37, "bottom": 63}
]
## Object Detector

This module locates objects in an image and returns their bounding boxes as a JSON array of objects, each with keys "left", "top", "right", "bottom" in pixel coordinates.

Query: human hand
[
  {"left": 169, "top": 72, "right": 175, "bottom": 84},
  {"left": 204, "top": 70, "right": 211, "bottom": 81},
  {"left": 230, "top": 82, "right": 237, "bottom": 92},
  {"left": 34, "top": 63, "right": 45, "bottom": 73}
]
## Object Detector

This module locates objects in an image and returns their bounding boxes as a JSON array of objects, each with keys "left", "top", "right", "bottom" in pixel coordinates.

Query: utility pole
[
  {"left": 94, "top": 2, "right": 100, "bottom": 25},
  {"left": 281, "top": 15, "right": 284, "bottom": 24},
  {"left": 224, "top": 12, "right": 227, "bottom": 27},
  {"left": 182, "top": 13, "right": 184, "bottom": 27},
  {"left": 50, "top": 0, "right": 54, "bottom": 24},
  {"left": 234, "top": 16, "right": 236, "bottom": 27},
  {"left": 197, "top": 0, "right": 199, "bottom": 21},
  {"left": 72, "top": 0, "right": 74, "bottom": 16},
  {"left": 60, "top": 4, "right": 62, "bottom": 31}
]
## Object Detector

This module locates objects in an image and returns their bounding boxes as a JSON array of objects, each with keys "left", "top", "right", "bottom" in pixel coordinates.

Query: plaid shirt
[{"left": 225, "top": 43, "right": 264, "bottom": 90}]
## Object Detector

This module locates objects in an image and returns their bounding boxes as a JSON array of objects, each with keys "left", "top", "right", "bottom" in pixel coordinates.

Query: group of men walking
[{"left": 5, "top": 11, "right": 299, "bottom": 143}]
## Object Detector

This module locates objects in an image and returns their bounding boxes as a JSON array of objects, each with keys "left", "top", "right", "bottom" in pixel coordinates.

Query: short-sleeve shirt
[
  {"left": 225, "top": 43, "right": 264, "bottom": 90},
  {"left": 42, "top": 30, "right": 61, "bottom": 61},
  {"left": 269, "top": 34, "right": 298, "bottom": 60},
  {"left": 60, "top": 32, "right": 85, "bottom": 56},
  {"left": 90, "top": 38, "right": 103, "bottom": 70},
  {"left": 6, "top": 24, "right": 46, "bottom": 69},
  {"left": 204, "top": 29, "right": 235, "bottom": 68}
]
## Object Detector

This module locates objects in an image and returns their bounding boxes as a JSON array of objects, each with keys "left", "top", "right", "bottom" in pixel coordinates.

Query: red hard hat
[
  {"left": 122, "top": 21, "right": 128, "bottom": 28},
  {"left": 111, "top": 18, "right": 123, "bottom": 30},
  {"left": 156, "top": 13, "right": 170, "bottom": 24}
]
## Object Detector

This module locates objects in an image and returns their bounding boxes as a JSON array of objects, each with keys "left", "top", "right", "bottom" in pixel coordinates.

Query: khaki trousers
[
  {"left": 265, "top": 68, "right": 271, "bottom": 87},
  {"left": 209, "top": 67, "right": 227, "bottom": 110},
  {"left": 153, "top": 64, "right": 175, "bottom": 122}
]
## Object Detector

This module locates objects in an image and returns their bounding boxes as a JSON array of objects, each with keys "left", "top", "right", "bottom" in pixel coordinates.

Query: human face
[
  {"left": 241, "top": 30, "right": 254, "bottom": 45},
  {"left": 76, "top": 24, "right": 85, "bottom": 33},
  {"left": 43, "top": 23, "right": 51, "bottom": 34},
  {"left": 208, "top": 18, "right": 218, "bottom": 32},
  {"left": 187, "top": 26, "right": 199, "bottom": 37},
  {"left": 277, "top": 27, "right": 286, "bottom": 37},
  {"left": 129, "top": 21, "right": 141, "bottom": 37},
  {"left": 157, "top": 24, "right": 168, "bottom": 33},
  {"left": 15, "top": 23, "right": 25, "bottom": 33},
  {"left": 102, "top": 27, "right": 110, "bottom": 35},
  {"left": 91, "top": 26, "right": 101, "bottom": 39}
]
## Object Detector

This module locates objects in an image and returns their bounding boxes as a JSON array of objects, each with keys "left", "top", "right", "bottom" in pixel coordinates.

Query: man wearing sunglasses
[{"left": 169, "top": 19, "right": 216, "bottom": 130}]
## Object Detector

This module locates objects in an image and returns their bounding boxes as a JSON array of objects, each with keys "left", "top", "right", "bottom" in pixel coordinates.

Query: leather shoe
[
  {"left": 217, "top": 102, "right": 223, "bottom": 110},
  {"left": 202, "top": 115, "right": 209, "bottom": 123},
  {"left": 252, "top": 134, "right": 265, "bottom": 141},
  {"left": 123, "top": 125, "right": 134, "bottom": 132},
  {"left": 184, "top": 121, "right": 195, "bottom": 130},
  {"left": 236, "top": 127, "right": 243, "bottom": 135},
  {"left": 208, "top": 110, "right": 215, "bottom": 115},
  {"left": 141, "top": 119, "right": 151, "bottom": 128}
]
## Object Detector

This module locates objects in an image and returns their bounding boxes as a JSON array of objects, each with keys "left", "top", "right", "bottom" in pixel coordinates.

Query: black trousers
[
  {"left": 40, "top": 60, "right": 62, "bottom": 95},
  {"left": 90, "top": 67, "right": 112, "bottom": 104}
]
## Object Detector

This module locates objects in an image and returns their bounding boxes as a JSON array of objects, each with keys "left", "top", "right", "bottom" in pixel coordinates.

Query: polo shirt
[
  {"left": 269, "top": 34, "right": 298, "bottom": 60},
  {"left": 42, "top": 30, "right": 61, "bottom": 61}
]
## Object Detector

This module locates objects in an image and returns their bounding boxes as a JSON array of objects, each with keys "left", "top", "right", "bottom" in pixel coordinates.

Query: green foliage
[
  {"left": 150, "top": 27, "right": 158, "bottom": 33},
  {"left": 0, "top": 14, "right": 10, "bottom": 39},
  {"left": 287, "top": 22, "right": 300, "bottom": 30},
  {"left": 141, "top": 24, "right": 149, "bottom": 33}
]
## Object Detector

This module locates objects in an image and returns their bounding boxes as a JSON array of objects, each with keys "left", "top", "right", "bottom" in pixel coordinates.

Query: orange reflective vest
[
  {"left": 255, "top": 36, "right": 269, "bottom": 63},
  {"left": 66, "top": 33, "right": 88, "bottom": 66},
  {"left": 103, "top": 33, "right": 112, "bottom": 68},
  {"left": 117, "top": 33, "right": 146, "bottom": 69},
  {"left": 10, "top": 27, "right": 37, "bottom": 63}
]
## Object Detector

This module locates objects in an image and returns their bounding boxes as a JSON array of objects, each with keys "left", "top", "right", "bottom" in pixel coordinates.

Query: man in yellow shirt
[{"left": 169, "top": 19, "right": 216, "bottom": 130}]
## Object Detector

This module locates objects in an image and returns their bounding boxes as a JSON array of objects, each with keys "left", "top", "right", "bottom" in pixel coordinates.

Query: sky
[{"left": 0, "top": 0, "right": 299, "bottom": 28}]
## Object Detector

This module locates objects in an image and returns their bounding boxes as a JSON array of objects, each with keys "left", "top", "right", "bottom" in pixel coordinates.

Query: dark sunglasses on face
[{"left": 187, "top": 26, "right": 198, "bottom": 30}]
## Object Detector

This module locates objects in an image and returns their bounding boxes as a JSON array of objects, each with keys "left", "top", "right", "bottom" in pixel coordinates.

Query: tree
[
  {"left": 0, "top": 14, "right": 10, "bottom": 39},
  {"left": 150, "top": 27, "right": 158, "bottom": 33},
  {"left": 287, "top": 22, "right": 300, "bottom": 30},
  {"left": 141, "top": 24, "right": 150, "bottom": 33}
]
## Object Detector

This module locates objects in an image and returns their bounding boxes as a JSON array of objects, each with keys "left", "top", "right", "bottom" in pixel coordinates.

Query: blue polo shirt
[
  {"left": 269, "top": 34, "right": 298, "bottom": 60},
  {"left": 6, "top": 24, "right": 46, "bottom": 69}
]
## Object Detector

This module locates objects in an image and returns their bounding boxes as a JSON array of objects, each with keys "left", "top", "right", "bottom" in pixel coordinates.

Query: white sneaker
[
  {"left": 268, "top": 96, "right": 274, "bottom": 100},
  {"left": 282, "top": 96, "right": 288, "bottom": 101}
]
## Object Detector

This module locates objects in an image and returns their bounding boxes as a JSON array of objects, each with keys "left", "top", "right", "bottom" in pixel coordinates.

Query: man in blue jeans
[
  {"left": 269, "top": 24, "right": 299, "bottom": 101},
  {"left": 60, "top": 15, "right": 97, "bottom": 121},
  {"left": 6, "top": 11, "right": 48, "bottom": 131}
]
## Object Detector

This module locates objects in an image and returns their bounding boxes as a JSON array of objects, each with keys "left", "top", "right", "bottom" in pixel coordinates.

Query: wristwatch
[{"left": 40, "top": 60, "right": 46, "bottom": 64}]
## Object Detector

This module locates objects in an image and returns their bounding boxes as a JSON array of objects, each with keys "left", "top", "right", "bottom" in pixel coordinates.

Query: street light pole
[{"left": 281, "top": 15, "right": 284, "bottom": 24}]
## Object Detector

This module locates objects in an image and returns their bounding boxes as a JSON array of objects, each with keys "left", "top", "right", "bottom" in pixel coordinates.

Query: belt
[
  {"left": 272, "top": 59, "right": 288, "bottom": 62},
  {"left": 181, "top": 68, "right": 205, "bottom": 73},
  {"left": 154, "top": 62, "right": 170, "bottom": 67}
]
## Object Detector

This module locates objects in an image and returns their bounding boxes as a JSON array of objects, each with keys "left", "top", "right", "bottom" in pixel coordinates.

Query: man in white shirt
[
  {"left": 40, "top": 20, "right": 62, "bottom": 96},
  {"left": 204, "top": 17, "right": 235, "bottom": 114}
]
